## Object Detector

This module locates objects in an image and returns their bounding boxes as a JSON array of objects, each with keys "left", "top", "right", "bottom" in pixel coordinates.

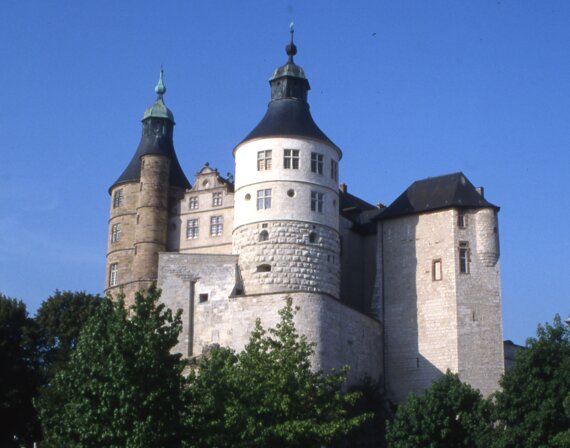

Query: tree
[
  {"left": 35, "top": 290, "right": 102, "bottom": 374},
  {"left": 0, "top": 294, "right": 42, "bottom": 447},
  {"left": 385, "top": 371, "right": 493, "bottom": 448},
  {"left": 37, "top": 285, "right": 186, "bottom": 448},
  {"left": 184, "top": 297, "right": 370, "bottom": 448},
  {"left": 493, "top": 315, "right": 570, "bottom": 448}
]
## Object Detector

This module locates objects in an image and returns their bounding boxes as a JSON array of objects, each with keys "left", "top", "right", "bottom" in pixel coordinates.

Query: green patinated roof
[
  {"left": 270, "top": 62, "right": 306, "bottom": 80},
  {"left": 142, "top": 69, "right": 175, "bottom": 122}
]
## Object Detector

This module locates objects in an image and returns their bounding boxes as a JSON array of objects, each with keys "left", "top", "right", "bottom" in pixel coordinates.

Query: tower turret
[
  {"left": 232, "top": 26, "right": 342, "bottom": 298},
  {"left": 106, "top": 71, "right": 190, "bottom": 302}
]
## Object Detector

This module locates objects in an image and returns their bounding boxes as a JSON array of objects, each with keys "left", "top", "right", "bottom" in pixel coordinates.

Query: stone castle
[{"left": 105, "top": 30, "right": 504, "bottom": 403}]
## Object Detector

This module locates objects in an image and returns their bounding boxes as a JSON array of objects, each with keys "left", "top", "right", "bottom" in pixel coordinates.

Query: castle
[{"left": 105, "top": 30, "right": 504, "bottom": 403}]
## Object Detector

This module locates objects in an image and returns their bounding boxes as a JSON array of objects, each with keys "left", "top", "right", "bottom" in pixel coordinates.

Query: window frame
[
  {"left": 111, "top": 223, "right": 121, "bottom": 243},
  {"left": 189, "top": 196, "right": 199, "bottom": 210},
  {"left": 432, "top": 259, "right": 443, "bottom": 281},
  {"left": 311, "top": 191, "right": 324, "bottom": 213},
  {"left": 257, "top": 150, "right": 272, "bottom": 171},
  {"left": 330, "top": 159, "right": 338, "bottom": 181},
  {"left": 186, "top": 219, "right": 199, "bottom": 239},
  {"left": 210, "top": 216, "right": 223, "bottom": 236},
  {"left": 212, "top": 192, "right": 223, "bottom": 207},
  {"left": 284, "top": 149, "right": 300, "bottom": 169},
  {"left": 113, "top": 189, "right": 124, "bottom": 208},
  {"left": 311, "top": 152, "right": 324, "bottom": 174},
  {"left": 109, "top": 263, "right": 118, "bottom": 287},
  {"left": 459, "top": 242, "right": 470, "bottom": 274},
  {"left": 458, "top": 210, "right": 467, "bottom": 228},
  {"left": 257, "top": 189, "right": 272, "bottom": 210}
]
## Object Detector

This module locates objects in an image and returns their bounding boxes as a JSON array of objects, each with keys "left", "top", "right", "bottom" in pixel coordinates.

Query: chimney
[
  {"left": 339, "top": 183, "right": 347, "bottom": 193},
  {"left": 476, "top": 186, "right": 485, "bottom": 198}
]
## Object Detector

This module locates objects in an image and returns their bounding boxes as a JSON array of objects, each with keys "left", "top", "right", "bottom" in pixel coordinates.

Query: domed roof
[
  {"left": 237, "top": 24, "right": 340, "bottom": 154},
  {"left": 142, "top": 69, "right": 175, "bottom": 122}
]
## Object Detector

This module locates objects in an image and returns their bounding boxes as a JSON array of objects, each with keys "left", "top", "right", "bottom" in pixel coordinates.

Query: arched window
[
  {"left": 309, "top": 232, "right": 317, "bottom": 243},
  {"left": 259, "top": 230, "right": 269, "bottom": 242}
]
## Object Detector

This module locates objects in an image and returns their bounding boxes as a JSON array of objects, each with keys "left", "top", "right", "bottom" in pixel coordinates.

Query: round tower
[
  {"left": 233, "top": 26, "right": 342, "bottom": 298},
  {"left": 106, "top": 71, "right": 190, "bottom": 301}
]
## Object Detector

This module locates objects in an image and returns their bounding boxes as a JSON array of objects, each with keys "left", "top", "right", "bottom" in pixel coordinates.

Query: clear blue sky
[{"left": 1, "top": 1, "right": 568, "bottom": 345}]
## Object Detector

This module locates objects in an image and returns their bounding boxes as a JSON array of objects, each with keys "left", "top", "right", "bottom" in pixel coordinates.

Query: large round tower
[
  {"left": 106, "top": 71, "right": 190, "bottom": 301},
  {"left": 233, "top": 27, "right": 342, "bottom": 298}
]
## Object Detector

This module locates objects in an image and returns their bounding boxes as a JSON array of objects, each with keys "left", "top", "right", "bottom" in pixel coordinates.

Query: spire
[
  {"left": 142, "top": 68, "right": 174, "bottom": 122},
  {"left": 155, "top": 67, "right": 166, "bottom": 98},
  {"left": 269, "top": 24, "right": 310, "bottom": 101},
  {"left": 286, "top": 22, "right": 297, "bottom": 64}
]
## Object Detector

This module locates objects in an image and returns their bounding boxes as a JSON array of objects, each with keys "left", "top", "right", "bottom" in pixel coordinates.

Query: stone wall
[
  {"left": 233, "top": 221, "right": 340, "bottom": 297},
  {"left": 158, "top": 252, "right": 382, "bottom": 386}
]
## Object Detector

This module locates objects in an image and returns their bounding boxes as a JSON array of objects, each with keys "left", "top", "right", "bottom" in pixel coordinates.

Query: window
[
  {"left": 330, "top": 160, "right": 338, "bottom": 181},
  {"left": 199, "top": 293, "right": 208, "bottom": 303},
  {"left": 459, "top": 242, "right": 470, "bottom": 274},
  {"left": 309, "top": 232, "right": 317, "bottom": 243},
  {"left": 212, "top": 192, "right": 223, "bottom": 207},
  {"left": 311, "top": 191, "right": 324, "bottom": 213},
  {"left": 210, "top": 216, "right": 223, "bottom": 236},
  {"left": 257, "top": 150, "right": 272, "bottom": 171},
  {"left": 111, "top": 223, "right": 121, "bottom": 243},
  {"left": 257, "top": 189, "right": 272, "bottom": 210},
  {"left": 458, "top": 210, "right": 467, "bottom": 228},
  {"left": 109, "top": 263, "right": 118, "bottom": 287},
  {"left": 432, "top": 259, "right": 442, "bottom": 281},
  {"left": 186, "top": 219, "right": 199, "bottom": 239},
  {"left": 259, "top": 230, "right": 269, "bottom": 242},
  {"left": 189, "top": 196, "right": 198, "bottom": 210},
  {"left": 311, "top": 152, "right": 323, "bottom": 174},
  {"left": 284, "top": 149, "right": 300, "bottom": 169},
  {"left": 256, "top": 264, "right": 271, "bottom": 272},
  {"left": 113, "top": 189, "right": 124, "bottom": 208}
]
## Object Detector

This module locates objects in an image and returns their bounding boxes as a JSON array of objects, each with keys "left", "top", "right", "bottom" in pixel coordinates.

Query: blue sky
[{"left": 0, "top": 1, "right": 568, "bottom": 344}]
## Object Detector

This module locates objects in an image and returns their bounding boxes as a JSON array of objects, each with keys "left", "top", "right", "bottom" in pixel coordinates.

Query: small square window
[
  {"left": 212, "top": 192, "right": 223, "bottom": 207},
  {"left": 284, "top": 149, "right": 300, "bottom": 169},
  {"left": 257, "top": 189, "right": 272, "bottom": 210},
  {"left": 432, "top": 259, "right": 442, "bottom": 281},
  {"left": 199, "top": 293, "right": 208, "bottom": 303},
  {"left": 113, "top": 189, "right": 124, "bottom": 208},
  {"left": 257, "top": 150, "right": 272, "bottom": 171},
  {"left": 189, "top": 196, "right": 198, "bottom": 210}
]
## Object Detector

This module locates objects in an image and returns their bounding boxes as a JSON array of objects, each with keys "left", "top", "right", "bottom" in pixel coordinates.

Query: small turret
[{"left": 106, "top": 71, "right": 190, "bottom": 302}]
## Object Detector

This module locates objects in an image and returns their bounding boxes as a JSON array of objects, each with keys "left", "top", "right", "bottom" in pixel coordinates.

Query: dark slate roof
[
  {"left": 339, "top": 189, "right": 379, "bottom": 234},
  {"left": 109, "top": 135, "right": 190, "bottom": 192},
  {"left": 238, "top": 98, "right": 339, "bottom": 151},
  {"left": 376, "top": 172, "right": 498, "bottom": 221}
]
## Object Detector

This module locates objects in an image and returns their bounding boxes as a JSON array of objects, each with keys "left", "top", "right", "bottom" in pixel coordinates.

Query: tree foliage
[
  {"left": 184, "top": 297, "right": 370, "bottom": 448},
  {"left": 37, "top": 285, "right": 186, "bottom": 448},
  {"left": 386, "top": 371, "right": 493, "bottom": 448},
  {"left": 35, "top": 290, "right": 102, "bottom": 374},
  {"left": 0, "top": 294, "right": 42, "bottom": 447},
  {"left": 493, "top": 314, "right": 570, "bottom": 448}
]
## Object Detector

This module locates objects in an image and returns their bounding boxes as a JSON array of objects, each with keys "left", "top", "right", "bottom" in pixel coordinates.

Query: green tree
[
  {"left": 386, "top": 371, "right": 493, "bottom": 448},
  {"left": 0, "top": 294, "right": 42, "bottom": 447},
  {"left": 37, "top": 285, "right": 186, "bottom": 448},
  {"left": 493, "top": 315, "right": 570, "bottom": 448},
  {"left": 35, "top": 290, "right": 102, "bottom": 374},
  {"left": 184, "top": 297, "right": 370, "bottom": 448}
]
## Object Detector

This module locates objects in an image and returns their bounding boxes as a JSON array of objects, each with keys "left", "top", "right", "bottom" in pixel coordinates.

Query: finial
[
  {"left": 155, "top": 68, "right": 166, "bottom": 97},
  {"left": 286, "top": 22, "right": 297, "bottom": 63}
]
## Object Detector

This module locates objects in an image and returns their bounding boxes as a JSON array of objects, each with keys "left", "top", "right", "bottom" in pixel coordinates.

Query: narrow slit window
[
  {"left": 458, "top": 210, "right": 467, "bottom": 228},
  {"left": 432, "top": 259, "right": 442, "bottom": 281},
  {"left": 459, "top": 242, "right": 470, "bottom": 274}
]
